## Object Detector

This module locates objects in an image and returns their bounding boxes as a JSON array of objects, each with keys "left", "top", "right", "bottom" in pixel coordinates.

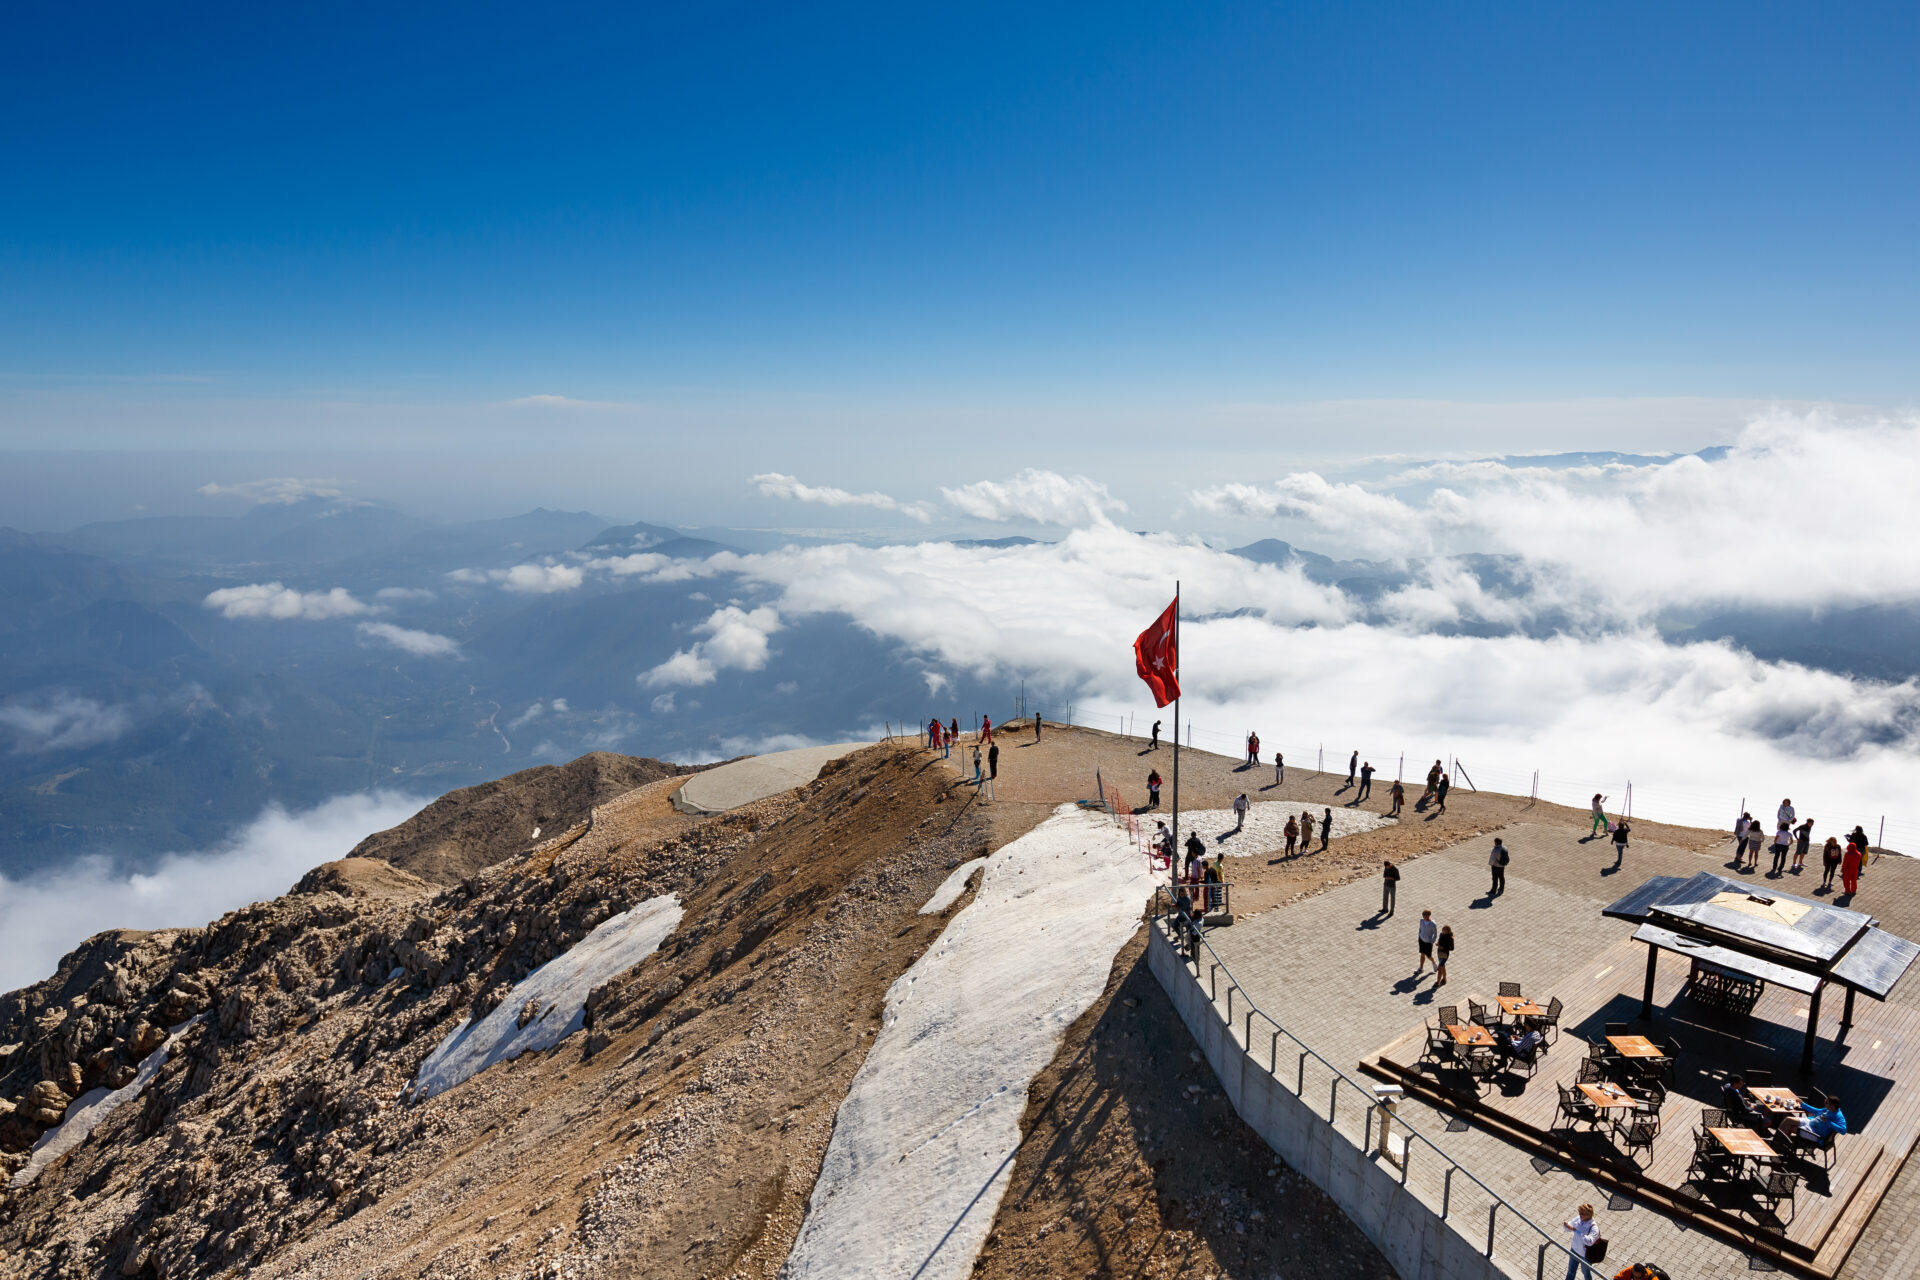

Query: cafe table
[
  {"left": 1446, "top": 1023, "right": 1497, "bottom": 1048},
  {"left": 1497, "top": 995, "right": 1546, "bottom": 1018}
]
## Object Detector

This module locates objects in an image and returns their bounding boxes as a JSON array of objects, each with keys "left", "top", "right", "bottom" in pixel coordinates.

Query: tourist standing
[
  {"left": 1150, "top": 719, "right": 1161, "bottom": 751},
  {"left": 1423, "top": 760, "right": 1442, "bottom": 804},
  {"left": 1033, "top": 713, "right": 1043, "bottom": 742},
  {"left": 1320, "top": 807, "right": 1333, "bottom": 850},
  {"left": 1590, "top": 793, "right": 1610, "bottom": 839},
  {"left": 1416, "top": 910, "right": 1438, "bottom": 974},
  {"left": 988, "top": 741, "right": 999, "bottom": 780},
  {"left": 1820, "top": 836, "right": 1843, "bottom": 890},
  {"left": 1435, "top": 772, "right": 1451, "bottom": 815},
  {"left": 1389, "top": 779, "right": 1404, "bottom": 816},
  {"left": 1770, "top": 823, "right": 1793, "bottom": 876},
  {"left": 949, "top": 718, "right": 960, "bottom": 753},
  {"left": 928, "top": 716, "right": 941, "bottom": 749},
  {"left": 1841, "top": 836, "right": 1865, "bottom": 895},
  {"left": 1358, "top": 761, "right": 1373, "bottom": 800},
  {"left": 1274, "top": 750, "right": 1284, "bottom": 785},
  {"left": 1793, "top": 818, "right": 1813, "bottom": 873},
  {"left": 1284, "top": 814, "right": 1299, "bottom": 857},
  {"left": 1184, "top": 830, "right": 1206, "bottom": 878},
  {"left": 971, "top": 744, "right": 983, "bottom": 785},
  {"left": 1489, "top": 838, "right": 1510, "bottom": 896},
  {"left": 1233, "top": 792, "right": 1249, "bottom": 832},
  {"left": 1612, "top": 820, "right": 1631, "bottom": 860},
  {"left": 1562, "top": 1203, "right": 1601, "bottom": 1279},
  {"left": 1348, "top": 750, "right": 1359, "bottom": 786},
  {"left": 1381, "top": 859, "right": 1399, "bottom": 916},
  {"left": 1246, "top": 731, "right": 1260, "bottom": 766},
  {"left": 1436, "top": 924, "right": 1455, "bottom": 987},
  {"left": 1778, "top": 798, "right": 1797, "bottom": 829},
  {"left": 1147, "top": 769, "right": 1162, "bottom": 809},
  {"left": 981, "top": 714, "right": 993, "bottom": 745}
]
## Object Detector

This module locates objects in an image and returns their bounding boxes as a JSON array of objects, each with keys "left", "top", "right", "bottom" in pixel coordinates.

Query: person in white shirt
[
  {"left": 1563, "top": 1202, "right": 1600, "bottom": 1278},
  {"left": 1416, "top": 911, "right": 1438, "bottom": 974},
  {"left": 1506, "top": 1027, "right": 1545, "bottom": 1060},
  {"left": 1778, "top": 798, "right": 1797, "bottom": 828},
  {"left": 1232, "top": 792, "right": 1249, "bottom": 832}
]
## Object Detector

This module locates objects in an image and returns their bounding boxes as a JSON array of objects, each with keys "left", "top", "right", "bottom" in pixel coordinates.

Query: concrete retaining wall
[{"left": 1148, "top": 927, "right": 1526, "bottom": 1280}]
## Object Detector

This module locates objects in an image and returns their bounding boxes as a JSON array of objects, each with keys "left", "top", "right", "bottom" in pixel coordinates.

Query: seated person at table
[
  {"left": 1719, "top": 1075, "right": 1770, "bottom": 1130},
  {"left": 1503, "top": 1027, "right": 1544, "bottom": 1060},
  {"left": 1779, "top": 1094, "right": 1847, "bottom": 1148}
]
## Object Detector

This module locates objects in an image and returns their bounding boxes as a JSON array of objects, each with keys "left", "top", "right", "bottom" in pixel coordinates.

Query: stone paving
[{"left": 1204, "top": 815, "right": 1920, "bottom": 1279}]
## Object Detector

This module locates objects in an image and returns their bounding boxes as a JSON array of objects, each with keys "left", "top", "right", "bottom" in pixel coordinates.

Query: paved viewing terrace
[{"left": 1202, "top": 818, "right": 1920, "bottom": 1279}]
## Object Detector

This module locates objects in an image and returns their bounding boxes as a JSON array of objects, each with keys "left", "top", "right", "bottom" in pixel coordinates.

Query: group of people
[
  {"left": 1717, "top": 1074, "right": 1849, "bottom": 1153},
  {"left": 1731, "top": 801, "right": 1874, "bottom": 895},
  {"left": 926, "top": 713, "right": 1037, "bottom": 795}
]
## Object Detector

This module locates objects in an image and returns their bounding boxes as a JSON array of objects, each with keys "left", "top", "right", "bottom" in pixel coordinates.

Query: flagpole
[{"left": 1171, "top": 580, "right": 1180, "bottom": 885}]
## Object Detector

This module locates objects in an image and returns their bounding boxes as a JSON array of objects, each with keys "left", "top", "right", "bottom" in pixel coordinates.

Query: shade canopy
[{"left": 1604, "top": 871, "right": 1917, "bottom": 1001}]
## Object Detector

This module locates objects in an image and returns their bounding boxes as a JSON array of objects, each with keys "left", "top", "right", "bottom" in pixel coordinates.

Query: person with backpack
[
  {"left": 1380, "top": 859, "right": 1399, "bottom": 916},
  {"left": 1489, "top": 837, "right": 1511, "bottom": 895}
]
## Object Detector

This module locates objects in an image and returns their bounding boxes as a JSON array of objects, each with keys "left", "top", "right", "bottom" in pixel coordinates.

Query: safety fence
[
  {"left": 987, "top": 699, "right": 1915, "bottom": 857},
  {"left": 1148, "top": 890, "right": 1581, "bottom": 1280}
]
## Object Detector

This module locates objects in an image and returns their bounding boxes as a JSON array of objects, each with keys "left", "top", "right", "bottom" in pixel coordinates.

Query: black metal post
[
  {"left": 1641, "top": 942, "right": 1658, "bottom": 1019},
  {"left": 1801, "top": 982, "right": 1823, "bottom": 1075},
  {"left": 1841, "top": 985, "right": 1856, "bottom": 1035}
]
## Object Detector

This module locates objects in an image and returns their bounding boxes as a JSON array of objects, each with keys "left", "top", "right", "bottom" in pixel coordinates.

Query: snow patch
[
  {"left": 918, "top": 857, "right": 986, "bottom": 915},
  {"left": 10, "top": 1015, "right": 203, "bottom": 1189},
  {"left": 780, "top": 805, "right": 1152, "bottom": 1280},
  {"left": 411, "top": 894, "right": 682, "bottom": 1101},
  {"left": 1172, "top": 800, "right": 1394, "bottom": 858}
]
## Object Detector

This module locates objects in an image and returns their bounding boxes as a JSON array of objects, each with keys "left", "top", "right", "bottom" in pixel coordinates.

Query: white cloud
[
  {"left": 751, "top": 472, "right": 935, "bottom": 522},
  {"left": 0, "top": 791, "right": 425, "bottom": 992},
  {"left": 203, "top": 582, "right": 371, "bottom": 620},
  {"left": 0, "top": 694, "right": 133, "bottom": 753},
  {"left": 197, "top": 477, "right": 343, "bottom": 504},
  {"left": 649, "top": 692, "right": 677, "bottom": 715},
  {"left": 1192, "top": 412, "right": 1920, "bottom": 618},
  {"left": 374, "top": 586, "right": 436, "bottom": 602},
  {"left": 941, "top": 469, "right": 1125, "bottom": 526},
  {"left": 510, "top": 698, "right": 571, "bottom": 728},
  {"left": 641, "top": 605, "right": 783, "bottom": 688},
  {"left": 650, "top": 514, "right": 1920, "bottom": 843},
  {"left": 446, "top": 563, "right": 586, "bottom": 593},
  {"left": 356, "top": 622, "right": 462, "bottom": 658}
]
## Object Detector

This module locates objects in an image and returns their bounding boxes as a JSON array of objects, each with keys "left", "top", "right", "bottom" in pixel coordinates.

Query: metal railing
[{"left": 1150, "top": 888, "right": 1581, "bottom": 1280}]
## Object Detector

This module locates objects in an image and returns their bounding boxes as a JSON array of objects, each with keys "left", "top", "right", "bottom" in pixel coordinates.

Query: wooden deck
[{"left": 1364, "top": 933, "right": 1920, "bottom": 1276}]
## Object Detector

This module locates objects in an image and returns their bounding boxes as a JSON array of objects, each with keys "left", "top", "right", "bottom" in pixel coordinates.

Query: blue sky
[{"left": 2, "top": 2, "right": 1917, "bottom": 519}]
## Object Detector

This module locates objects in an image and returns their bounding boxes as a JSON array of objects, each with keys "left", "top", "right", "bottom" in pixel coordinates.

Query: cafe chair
[
  {"left": 1656, "top": 1033, "right": 1681, "bottom": 1058},
  {"left": 1621, "top": 1117, "right": 1659, "bottom": 1164},
  {"left": 1794, "top": 1127, "right": 1840, "bottom": 1170},
  {"left": 1467, "top": 998, "right": 1490, "bottom": 1026},
  {"left": 1438, "top": 1005, "right": 1460, "bottom": 1027},
  {"left": 1509, "top": 1040, "right": 1542, "bottom": 1079},
  {"left": 1558, "top": 1082, "right": 1600, "bottom": 1131},
  {"left": 1529, "top": 996, "right": 1564, "bottom": 1042},
  {"left": 1605, "top": 1021, "right": 1630, "bottom": 1039},
  {"left": 1699, "top": 1107, "right": 1730, "bottom": 1130},
  {"left": 1423, "top": 1022, "right": 1453, "bottom": 1061},
  {"left": 1755, "top": 1169, "right": 1800, "bottom": 1222},
  {"left": 1464, "top": 1046, "right": 1499, "bottom": 1083},
  {"left": 1577, "top": 1058, "right": 1607, "bottom": 1085},
  {"left": 1688, "top": 1131, "right": 1737, "bottom": 1182},
  {"left": 1498, "top": 981, "right": 1523, "bottom": 998}
]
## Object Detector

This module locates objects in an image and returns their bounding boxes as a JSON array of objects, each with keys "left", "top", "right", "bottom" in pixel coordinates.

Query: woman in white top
[{"left": 1563, "top": 1202, "right": 1600, "bottom": 1278}]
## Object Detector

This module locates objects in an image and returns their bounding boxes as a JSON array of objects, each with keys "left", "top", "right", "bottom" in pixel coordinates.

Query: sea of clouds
[
  {"left": 15, "top": 411, "right": 1915, "bottom": 992},
  {"left": 0, "top": 792, "right": 424, "bottom": 992}
]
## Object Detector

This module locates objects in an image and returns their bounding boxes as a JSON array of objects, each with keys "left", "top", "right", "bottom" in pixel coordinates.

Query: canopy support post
[
  {"left": 1641, "top": 942, "right": 1658, "bottom": 1019},
  {"left": 1840, "top": 985, "right": 1856, "bottom": 1036},
  {"left": 1802, "top": 981, "right": 1823, "bottom": 1076}
]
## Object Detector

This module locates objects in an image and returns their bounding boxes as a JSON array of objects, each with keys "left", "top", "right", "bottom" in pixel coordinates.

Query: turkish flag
[{"left": 1134, "top": 597, "right": 1181, "bottom": 707}]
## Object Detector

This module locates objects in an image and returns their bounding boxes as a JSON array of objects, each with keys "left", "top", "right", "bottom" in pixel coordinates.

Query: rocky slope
[
  {"left": 0, "top": 745, "right": 988, "bottom": 1280},
  {"left": 345, "top": 751, "right": 712, "bottom": 885}
]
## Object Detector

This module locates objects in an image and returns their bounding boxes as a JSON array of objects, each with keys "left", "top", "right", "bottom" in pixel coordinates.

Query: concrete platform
[{"left": 670, "top": 742, "right": 875, "bottom": 814}]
